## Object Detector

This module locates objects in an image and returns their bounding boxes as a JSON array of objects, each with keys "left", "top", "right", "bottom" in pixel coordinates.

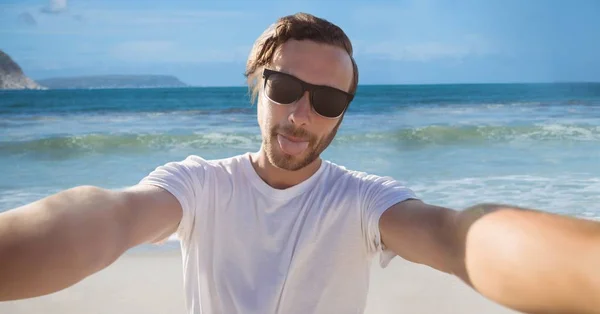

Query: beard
[{"left": 263, "top": 120, "right": 342, "bottom": 171}]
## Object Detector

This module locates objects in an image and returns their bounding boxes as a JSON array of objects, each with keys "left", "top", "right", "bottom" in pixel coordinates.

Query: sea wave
[
  {"left": 339, "top": 124, "right": 600, "bottom": 144},
  {"left": 0, "top": 133, "right": 261, "bottom": 157},
  {"left": 2, "top": 123, "right": 599, "bottom": 156},
  {"left": 410, "top": 174, "right": 600, "bottom": 218}
]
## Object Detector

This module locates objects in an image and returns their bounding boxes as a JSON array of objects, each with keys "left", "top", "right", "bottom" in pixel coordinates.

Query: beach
[
  {"left": 1, "top": 84, "right": 598, "bottom": 314},
  {"left": 0, "top": 248, "right": 517, "bottom": 314}
]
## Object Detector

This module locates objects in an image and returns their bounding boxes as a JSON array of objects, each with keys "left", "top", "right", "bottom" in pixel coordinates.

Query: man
[{"left": 0, "top": 12, "right": 599, "bottom": 314}]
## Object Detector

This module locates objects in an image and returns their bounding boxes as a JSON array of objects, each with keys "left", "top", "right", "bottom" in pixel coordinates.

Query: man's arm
[
  {"left": 0, "top": 184, "right": 182, "bottom": 301},
  {"left": 379, "top": 200, "right": 600, "bottom": 314}
]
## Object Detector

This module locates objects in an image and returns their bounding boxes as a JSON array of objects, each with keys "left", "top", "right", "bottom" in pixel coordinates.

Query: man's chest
[
  {"left": 193, "top": 192, "right": 366, "bottom": 280},
  {"left": 181, "top": 185, "right": 373, "bottom": 313}
]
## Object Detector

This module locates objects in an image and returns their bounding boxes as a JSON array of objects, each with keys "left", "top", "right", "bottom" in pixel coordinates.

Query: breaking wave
[{"left": 2, "top": 123, "right": 599, "bottom": 157}]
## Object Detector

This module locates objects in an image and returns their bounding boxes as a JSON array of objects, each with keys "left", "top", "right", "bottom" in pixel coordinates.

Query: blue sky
[{"left": 1, "top": 0, "right": 599, "bottom": 86}]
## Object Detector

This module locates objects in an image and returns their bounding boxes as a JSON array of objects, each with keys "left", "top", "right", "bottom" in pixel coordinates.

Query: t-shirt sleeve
[
  {"left": 137, "top": 155, "right": 207, "bottom": 244},
  {"left": 361, "top": 174, "right": 418, "bottom": 268}
]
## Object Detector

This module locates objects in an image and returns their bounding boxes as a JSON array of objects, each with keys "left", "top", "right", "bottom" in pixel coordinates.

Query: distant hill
[
  {"left": 0, "top": 50, "right": 46, "bottom": 90},
  {"left": 37, "top": 75, "right": 189, "bottom": 89}
]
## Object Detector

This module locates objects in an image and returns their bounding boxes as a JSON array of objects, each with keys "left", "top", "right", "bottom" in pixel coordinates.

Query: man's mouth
[{"left": 276, "top": 133, "right": 309, "bottom": 156}]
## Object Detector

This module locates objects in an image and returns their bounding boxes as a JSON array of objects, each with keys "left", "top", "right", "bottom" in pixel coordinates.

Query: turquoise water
[{"left": 1, "top": 83, "right": 600, "bottom": 221}]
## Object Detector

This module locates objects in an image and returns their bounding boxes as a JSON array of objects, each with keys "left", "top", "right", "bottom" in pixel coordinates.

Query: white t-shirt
[{"left": 139, "top": 152, "right": 417, "bottom": 314}]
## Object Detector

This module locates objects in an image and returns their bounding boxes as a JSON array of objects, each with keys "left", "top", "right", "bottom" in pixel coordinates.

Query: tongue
[{"left": 277, "top": 134, "right": 309, "bottom": 156}]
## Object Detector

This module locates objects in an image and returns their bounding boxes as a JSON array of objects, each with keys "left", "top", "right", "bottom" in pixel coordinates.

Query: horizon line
[{"left": 187, "top": 80, "right": 600, "bottom": 88}]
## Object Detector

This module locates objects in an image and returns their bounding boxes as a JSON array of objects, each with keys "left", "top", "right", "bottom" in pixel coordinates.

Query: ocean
[{"left": 2, "top": 83, "right": 600, "bottom": 227}]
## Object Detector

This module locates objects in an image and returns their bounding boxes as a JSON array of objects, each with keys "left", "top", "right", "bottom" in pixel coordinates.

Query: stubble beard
[{"left": 264, "top": 121, "right": 341, "bottom": 171}]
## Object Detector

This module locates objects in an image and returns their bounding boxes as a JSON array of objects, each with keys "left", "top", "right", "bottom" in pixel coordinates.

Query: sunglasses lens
[
  {"left": 312, "top": 88, "right": 349, "bottom": 118},
  {"left": 265, "top": 73, "right": 303, "bottom": 104}
]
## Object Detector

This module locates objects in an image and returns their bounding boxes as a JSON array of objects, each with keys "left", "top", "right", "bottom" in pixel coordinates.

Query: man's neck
[{"left": 250, "top": 150, "right": 322, "bottom": 190}]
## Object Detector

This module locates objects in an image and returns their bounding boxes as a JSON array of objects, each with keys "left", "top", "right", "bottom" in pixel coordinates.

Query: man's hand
[{"left": 379, "top": 200, "right": 600, "bottom": 314}]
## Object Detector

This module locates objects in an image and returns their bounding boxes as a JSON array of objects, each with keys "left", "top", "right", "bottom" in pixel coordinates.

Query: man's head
[{"left": 245, "top": 13, "right": 358, "bottom": 171}]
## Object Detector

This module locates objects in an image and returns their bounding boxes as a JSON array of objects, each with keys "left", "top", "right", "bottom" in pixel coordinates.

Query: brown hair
[{"left": 244, "top": 12, "right": 359, "bottom": 104}]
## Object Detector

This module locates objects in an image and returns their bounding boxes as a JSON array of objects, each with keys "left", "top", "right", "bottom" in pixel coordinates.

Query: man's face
[{"left": 257, "top": 39, "right": 354, "bottom": 171}]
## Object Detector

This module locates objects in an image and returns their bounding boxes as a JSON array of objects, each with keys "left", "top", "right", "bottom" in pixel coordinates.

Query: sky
[{"left": 1, "top": 0, "right": 599, "bottom": 86}]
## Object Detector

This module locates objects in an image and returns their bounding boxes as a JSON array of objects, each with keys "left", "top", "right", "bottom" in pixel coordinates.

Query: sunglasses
[{"left": 262, "top": 69, "right": 354, "bottom": 118}]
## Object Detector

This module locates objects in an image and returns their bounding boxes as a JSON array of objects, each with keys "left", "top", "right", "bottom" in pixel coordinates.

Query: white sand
[{"left": 0, "top": 249, "right": 518, "bottom": 314}]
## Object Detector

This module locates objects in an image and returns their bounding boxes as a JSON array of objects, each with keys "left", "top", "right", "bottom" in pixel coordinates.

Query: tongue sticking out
[{"left": 277, "top": 134, "right": 309, "bottom": 156}]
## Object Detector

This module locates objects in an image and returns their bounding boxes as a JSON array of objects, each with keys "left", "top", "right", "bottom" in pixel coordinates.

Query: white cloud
[
  {"left": 81, "top": 9, "right": 246, "bottom": 26},
  {"left": 110, "top": 40, "right": 250, "bottom": 63},
  {"left": 111, "top": 41, "right": 177, "bottom": 62},
  {"left": 362, "top": 35, "right": 498, "bottom": 62},
  {"left": 41, "top": 0, "right": 67, "bottom": 14},
  {"left": 349, "top": 1, "right": 511, "bottom": 63}
]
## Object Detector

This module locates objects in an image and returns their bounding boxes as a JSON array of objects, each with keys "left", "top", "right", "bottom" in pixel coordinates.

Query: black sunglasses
[{"left": 262, "top": 69, "right": 354, "bottom": 118}]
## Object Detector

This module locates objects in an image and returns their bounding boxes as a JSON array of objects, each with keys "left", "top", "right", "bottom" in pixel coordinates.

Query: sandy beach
[{"left": 0, "top": 248, "right": 518, "bottom": 314}]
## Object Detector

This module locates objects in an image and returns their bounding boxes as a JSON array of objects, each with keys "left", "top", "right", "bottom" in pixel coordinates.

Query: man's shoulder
[
  {"left": 323, "top": 160, "right": 398, "bottom": 184},
  {"left": 177, "top": 153, "right": 249, "bottom": 170},
  {"left": 321, "top": 160, "right": 417, "bottom": 210},
  {"left": 323, "top": 160, "right": 415, "bottom": 196}
]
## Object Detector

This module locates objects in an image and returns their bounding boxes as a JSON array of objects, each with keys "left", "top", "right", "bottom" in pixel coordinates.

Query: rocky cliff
[{"left": 0, "top": 50, "right": 45, "bottom": 90}]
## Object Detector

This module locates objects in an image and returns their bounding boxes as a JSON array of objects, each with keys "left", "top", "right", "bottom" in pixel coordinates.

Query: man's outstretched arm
[
  {"left": 0, "top": 184, "right": 182, "bottom": 301},
  {"left": 379, "top": 200, "right": 600, "bottom": 314}
]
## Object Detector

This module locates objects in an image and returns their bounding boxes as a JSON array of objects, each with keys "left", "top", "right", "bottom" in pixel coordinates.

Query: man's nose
[{"left": 289, "top": 91, "right": 311, "bottom": 126}]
